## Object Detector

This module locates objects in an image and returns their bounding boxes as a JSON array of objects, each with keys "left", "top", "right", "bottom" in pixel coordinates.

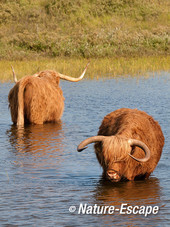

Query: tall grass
[{"left": 0, "top": 56, "right": 169, "bottom": 82}]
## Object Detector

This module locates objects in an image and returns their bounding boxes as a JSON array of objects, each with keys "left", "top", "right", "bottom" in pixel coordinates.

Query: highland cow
[
  {"left": 77, "top": 108, "right": 164, "bottom": 182},
  {"left": 8, "top": 63, "right": 89, "bottom": 126}
]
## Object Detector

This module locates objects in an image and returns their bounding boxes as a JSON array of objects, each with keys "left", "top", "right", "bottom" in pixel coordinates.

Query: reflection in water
[
  {"left": 6, "top": 122, "right": 65, "bottom": 169},
  {"left": 94, "top": 177, "right": 161, "bottom": 205},
  {"left": 92, "top": 177, "right": 164, "bottom": 225}
]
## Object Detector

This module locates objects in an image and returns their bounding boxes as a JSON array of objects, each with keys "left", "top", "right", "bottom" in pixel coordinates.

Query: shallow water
[{"left": 0, "top": 72, "right": 170, "bottom": 226}]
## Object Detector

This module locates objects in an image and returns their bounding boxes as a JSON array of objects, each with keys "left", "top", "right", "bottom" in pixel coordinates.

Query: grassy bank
[
  {"left": 0, "top": 0, "right": 169, "bottom": 60},
  {"left": 0, "top": 56, "right": 169, "bottom": 82}
]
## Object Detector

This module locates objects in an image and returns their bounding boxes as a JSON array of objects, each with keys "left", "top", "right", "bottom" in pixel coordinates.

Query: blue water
[{"left": 0, "top": 72, "right": 170, "bottom": 226}]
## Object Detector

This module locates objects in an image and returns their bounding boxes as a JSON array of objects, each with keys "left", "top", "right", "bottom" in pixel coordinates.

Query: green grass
[
  {"left": 0, "top": 0, "right": 169, "bottom": 60},
  {"left": 0, "top": 56, "right": 169, "bottom": 82}
]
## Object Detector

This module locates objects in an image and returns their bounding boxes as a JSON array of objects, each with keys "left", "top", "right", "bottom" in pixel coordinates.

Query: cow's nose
[{"left": 106, "top": 170, "right": 121, "bottom": 182}]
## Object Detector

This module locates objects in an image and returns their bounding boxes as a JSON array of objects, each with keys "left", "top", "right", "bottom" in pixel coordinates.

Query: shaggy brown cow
[
  {"left": 77, "top": 108, "right": 164, "bottom": 182},
  {"left": 8, "top": 64, "right": 89, "bottom": 126}
]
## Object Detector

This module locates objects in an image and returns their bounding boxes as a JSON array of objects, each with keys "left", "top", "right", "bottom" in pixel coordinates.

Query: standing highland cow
[
  {"left": 77, "top": 108, "right": 164, "bottom": 182},
  {"left": 8, "top": 63, "right": 89, "bottom": 126}
]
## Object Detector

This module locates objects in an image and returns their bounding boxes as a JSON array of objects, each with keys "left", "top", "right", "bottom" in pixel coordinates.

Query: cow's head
[
  {"left": 11, "top": 62, "right": 89, "bottom": 83},
  {"left": 77, "top": 136, "right": 150, "bottom": 182}
]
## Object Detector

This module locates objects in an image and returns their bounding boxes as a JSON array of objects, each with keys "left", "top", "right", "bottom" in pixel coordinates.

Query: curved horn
[
  {"left": 58, "top": 62, "right": 89, "bottom": 82},
  {"left": 77, "top": 136, "right": 106, "bottom": 152},
  {"left": 11, "top": 65, "right": 17, "bottom": 83},
  {"left": 128, "top": 139, "right": 151, "bottom": 162}
]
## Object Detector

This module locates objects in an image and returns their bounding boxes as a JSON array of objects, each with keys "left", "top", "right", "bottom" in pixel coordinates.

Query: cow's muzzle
[{"left": 106, "top": 170, "right": 121, "bottom": 182}]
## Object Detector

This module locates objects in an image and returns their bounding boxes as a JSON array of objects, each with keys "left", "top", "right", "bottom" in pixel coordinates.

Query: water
[{"left": 0, "top": 72, "right": 170, "bottom": 226}]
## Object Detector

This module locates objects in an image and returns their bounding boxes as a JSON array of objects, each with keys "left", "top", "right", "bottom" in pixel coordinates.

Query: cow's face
[
  {"left": 94, "top": 142, "right": 130, "bottom": 182},
  {"left": 98, "top": 137, "right": 130, "bottom": 182},
  {"left": 96, "top": 146, "right": 128, "bottom": 182}
]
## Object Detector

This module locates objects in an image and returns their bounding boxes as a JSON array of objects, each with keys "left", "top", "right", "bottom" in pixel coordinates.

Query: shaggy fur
[
  {"left": 8, "top": 71, "right": 64, "bottom": 125},
  {"left": 94, "top": 108, "right": 164, "bottom": 181}
]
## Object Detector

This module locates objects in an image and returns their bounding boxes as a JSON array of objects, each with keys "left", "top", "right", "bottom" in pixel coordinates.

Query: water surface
[{"left": 0, "top": 72, "right": 170, "bottom": 226}]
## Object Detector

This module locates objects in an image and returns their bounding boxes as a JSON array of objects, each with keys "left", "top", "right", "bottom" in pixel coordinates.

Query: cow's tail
[{"left": 17, "top": 79, "right": 27, "bottom": 126}]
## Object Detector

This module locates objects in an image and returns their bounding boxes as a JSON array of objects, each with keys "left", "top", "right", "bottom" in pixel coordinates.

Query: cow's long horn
[
  {"left": 77, "top": 136, "right": 105, "bottom": 152},
  {"left": 11, "top": 65, "right": 17, "bottom": 83},
  {"left": 128, "top": 139, "right": 151, "bottom": 162},
  {"left": 58, "top": 62, "right": 89, "bottom": 82}
]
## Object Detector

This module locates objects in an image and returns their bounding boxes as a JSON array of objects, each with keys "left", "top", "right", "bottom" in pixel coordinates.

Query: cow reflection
[
  {"left": 95, "top": 177, "right": 161, "bottom": 204},
  {"left": 7, "top": 122, "right": 64, "bottom": 168},
  {"left": 91, "top": 177, "right": 163, "bottom": 224}
]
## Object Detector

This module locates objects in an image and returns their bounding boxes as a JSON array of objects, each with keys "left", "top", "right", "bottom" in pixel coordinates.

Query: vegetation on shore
[
  {"left": 0, "top": 0, "right": 169, "bottom": 60},
  {"left": 0, "top": 56, "right": 169, "bottom": 82}
]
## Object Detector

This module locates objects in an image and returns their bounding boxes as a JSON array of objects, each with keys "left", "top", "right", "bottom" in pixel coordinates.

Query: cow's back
[{"left": 24, "top": 76, "right": 64, "bottom": 124}]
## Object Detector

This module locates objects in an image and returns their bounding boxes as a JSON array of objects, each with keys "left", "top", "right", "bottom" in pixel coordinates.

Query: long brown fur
[
  {"left": 94, "top": 108, "right": 164, "bottom": 181},
  {"left": 8, "top": 71, "right": 64, "bottom": 125}
]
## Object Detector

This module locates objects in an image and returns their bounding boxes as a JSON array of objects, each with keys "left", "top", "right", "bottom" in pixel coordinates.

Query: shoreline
[{"left": 0, "top": 55, "right": 169, "bottom": 82}]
